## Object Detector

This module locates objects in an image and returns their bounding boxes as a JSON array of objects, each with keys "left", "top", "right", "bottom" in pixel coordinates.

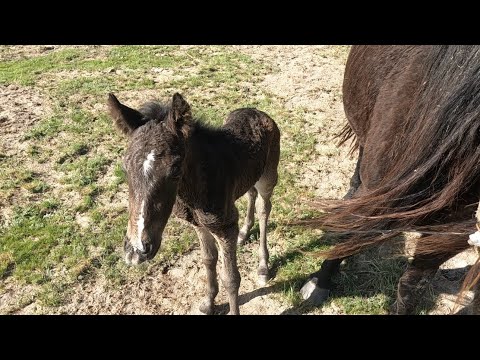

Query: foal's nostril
[
  {"left": 123, "top": 236, "right": 131, "bottom": 251},
  {"left": 142, "top": 243, "right": 152, "bottom": 255}
]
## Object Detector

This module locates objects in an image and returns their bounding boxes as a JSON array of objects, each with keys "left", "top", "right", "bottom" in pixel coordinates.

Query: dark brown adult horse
[
  {"left": 108, "top": 93, "right": 280, "bottom": 315},
  {"left": 301, "top": 45, "right": 480, "bottom": 314}
]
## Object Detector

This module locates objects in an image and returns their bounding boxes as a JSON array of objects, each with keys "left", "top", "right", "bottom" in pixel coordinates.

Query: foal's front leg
[
  {"left": 193, "top": 226, "right": 219, "bottom": 315},
  {"left": 212, "top": 224, "right": 241, "bottom": 315}
]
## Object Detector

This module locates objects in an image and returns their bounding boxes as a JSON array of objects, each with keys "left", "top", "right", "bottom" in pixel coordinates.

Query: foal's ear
[
  {"left": 169, "top": 93, "right": 192, "bottom": 137},
  {"left": 107, "top": 93, "right": 146, "bottom": 136},
  {"left": 172, "top": 93, "right": 192, "bottom": 123}
]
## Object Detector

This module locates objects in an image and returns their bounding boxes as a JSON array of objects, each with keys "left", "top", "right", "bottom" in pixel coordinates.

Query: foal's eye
[{"left": 169, "top": 164, "right": 182, "bottom": 178}]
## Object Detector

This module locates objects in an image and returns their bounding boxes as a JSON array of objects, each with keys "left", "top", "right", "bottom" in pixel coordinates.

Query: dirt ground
[{"left": 1, "top": 45, "right": 478, "bottom": 315}]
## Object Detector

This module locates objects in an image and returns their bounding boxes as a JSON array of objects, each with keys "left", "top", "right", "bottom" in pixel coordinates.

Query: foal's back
[{"left": 221, "top": 108, "right": 280, "bottom": 199}]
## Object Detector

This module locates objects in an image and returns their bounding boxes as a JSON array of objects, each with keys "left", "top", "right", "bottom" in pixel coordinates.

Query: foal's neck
[{"left": 177, "top": 121, "right": 232, "bottom": 200}]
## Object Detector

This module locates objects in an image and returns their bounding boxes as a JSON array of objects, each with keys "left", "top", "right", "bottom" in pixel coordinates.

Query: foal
[{"left": 108, "top": 93, "right": 280, "bottom": 314}]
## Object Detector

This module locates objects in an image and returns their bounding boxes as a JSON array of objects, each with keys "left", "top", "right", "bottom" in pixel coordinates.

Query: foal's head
[{"left": 108, "top": 93, "right": 192, "bottom": 265}]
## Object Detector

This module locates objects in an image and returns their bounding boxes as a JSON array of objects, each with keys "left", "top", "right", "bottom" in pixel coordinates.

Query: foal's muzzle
[{"left": 123, "top": 236, "right": 157, "bottom": 265}]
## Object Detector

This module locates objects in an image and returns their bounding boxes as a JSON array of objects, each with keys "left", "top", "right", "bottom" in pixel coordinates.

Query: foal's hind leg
[
  {"left": 238, "top": 187, "right": 258, "bottom": 246},
  {"left": 255, "top": 187, "right": 273, "bottom": 286},
  {"left": 194, "top": 226, "right": 219, "bottom": 315},
  {"left": 254, "top": 163, "right": 278, "bottom": 286}
]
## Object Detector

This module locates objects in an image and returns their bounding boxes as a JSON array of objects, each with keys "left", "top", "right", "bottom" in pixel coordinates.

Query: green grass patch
[
  {"left": 24, "top": 115, "right": 63, "bottom": 140},
  {"left": 23, "top": 179, "right": 50, "bottom": 194},
  {"left": 81, "top": 46, "right": 182, "bottom": 72},
  {"left": 0, "top": 168, "right": 45, "bottom": 194},
  {"left": 0, "top": 252, "right": 14, "bottom": 279},
  {"left": 109, "top": 162, "right": 126, "bottom": 191},
  {"left": 0, "top": 199, "right": 127, "bottom": 285},
  {"left": 57, "top": 142, "right": 89, "bottom": 164},
  {"left": 37, "top": 282, "right": 68, "bottom": 307},
  {"left": 59, "top": 155, "right": 110, "bottom": 187},
  {"left": 0, "top": 46, "right": 183, "bottom": 87},
  {"left": 0, "top": 49, "right": 85, "bottom": 85},
  {"left": 328, "top": 246, "right": 407, "bottom": 314}
]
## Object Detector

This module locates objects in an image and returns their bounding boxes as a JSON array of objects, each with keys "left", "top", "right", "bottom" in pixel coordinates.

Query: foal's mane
[
  {"left": 138, "top": 100, "right": 215, "bottom": 136},
  {"left": 138, "top": 101, "right": 171, "bottom": 122}
]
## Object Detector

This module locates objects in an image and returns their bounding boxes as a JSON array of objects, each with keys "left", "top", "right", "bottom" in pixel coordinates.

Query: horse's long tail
[{"left": 336, "top": 123, "right": 358, "bottom": 155}]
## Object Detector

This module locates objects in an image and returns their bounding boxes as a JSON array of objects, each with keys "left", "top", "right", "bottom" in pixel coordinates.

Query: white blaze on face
[
  {"left": 143, "top": 150, "right": 155, "bottom": 177},
  {"left": 134, "top": 200, "right": 146, "bottom": 252},
  {"left": 130, "top": 150, "right": 156, "bottom": 253}
]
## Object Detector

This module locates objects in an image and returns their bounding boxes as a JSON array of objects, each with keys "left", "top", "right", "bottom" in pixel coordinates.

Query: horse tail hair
[
  {"left": 310, "top": 46, "right": 480, "bottom": 261},
  {"left": 455, "top": 255, "right": 480, "bottom": 313},
  {"left": 335, "top": 123, "right": 358, "bottom": 155}
]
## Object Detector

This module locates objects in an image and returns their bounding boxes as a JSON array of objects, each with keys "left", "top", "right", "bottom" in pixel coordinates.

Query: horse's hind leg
[
  {"left": 301, "top": 146, "right": 364, "bottom": 305},
  {"left": 238, "top": 187, "right": 258, "bottom": 246},
  {"left": 391, "top": 252, "right": 456, "bottom": 315},
  {"left": 194, "top": 226, "right": 219, "bottom": 315},
  {"left": 473, "top": 283, "right": 480, "bottom": 314},
  {"left": 300, "top": 258, "right": 343, "bottom": 304}
]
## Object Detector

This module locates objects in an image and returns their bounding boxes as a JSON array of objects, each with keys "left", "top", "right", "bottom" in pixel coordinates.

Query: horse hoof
[
  {"left": 199, "top": 302, "right": 214, "bottom": 315},
  {"left": 389, "top": 301, "right": 410, "bottom": 315},
  {"left": 237, "top": 235, "right": 247, "bottom": 246},
  {"left": 300, "top": 278, "right": 330, "bottom": 306},
  {"left": 237, "top": 229, "right": 250, "bottom": 246},
  {"left": 257, "top": 274, "right": 269, "bottom": 287}
]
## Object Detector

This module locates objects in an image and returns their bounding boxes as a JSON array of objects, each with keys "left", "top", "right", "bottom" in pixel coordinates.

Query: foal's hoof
[
  {"left": 199, "top": 301, "right": 214, "bottom": 315},
  {"left": 257, "top": 274, "right": 269, "bottom": 287},
  {"left": 389, "top": 300, "right": 411, "bottom": 315},
  {"left": 300, "top": 278, "right": 330, "bottom": 306},
  {"left": 237, "top": 233, "right": 248, "bottom": 246}
]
